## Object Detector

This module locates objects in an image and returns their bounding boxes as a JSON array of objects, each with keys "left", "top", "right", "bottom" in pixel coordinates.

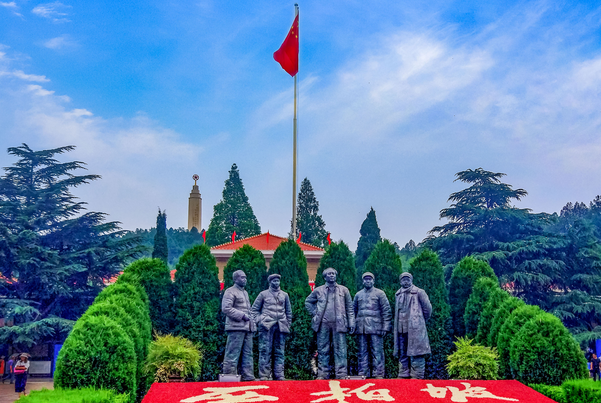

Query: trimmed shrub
[
  {"left": 475, "top": 287, "right": 510, "bottom": 346},
  {"left": 510, "top": 312, "right": 588, "bottom": 385},
  {"left": 145, "top": 334, "right": 202, "bottom": 382},
  {"left": 19, "top": 388, "right": 128, "bottom": 403},
  {"left": 410, "top": 249, "right": 453, "bottom": 379},
  {"left": 563, "top": 379, "right": 601, "bottom": 402},
  {"left": 173, "top": 244, "right": 222, "bottom": 381},
  {"left": 315, "top": 241, "right": 356, "bottom": 293},
  {"left": 55, "top": 315, "right": 136, "bottom": 402},
  {"left": 529, "top": 384, "right": 567, "bottom": 403},
  {"left": 497, "top": 304, "right": 543, "bottom": 378},
  {"left": 447, "top": 337, "right": 499, "bottom": 380},
  {"left": 117, "top": 258, "right": 174, "bottom": 335},
  {"left": 223, "top": 244, "right": 268, "bottom": 301},
  {"left": 488, "top": 296, "right": 525, "bottom": 347},
  {"left": 268, "top": 239, "right": 311, "bottom": 296},
  {"left": 464, "top": 277, "right": 500, "bottom": 339},
  {"left": 449, "top": 257, "right": 497, "bottom": 338}
]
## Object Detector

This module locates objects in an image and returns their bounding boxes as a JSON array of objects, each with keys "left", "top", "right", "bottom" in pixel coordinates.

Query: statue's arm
[
  {"left": 420, "top": 290, "right": 432, "bottom": 322},
  {"left": 222, "top": 290, "right": 246, "bottom": 321},
  {"left": 353, "top": 293, "right": 359, "bottom": 317},
  {"left": 305, "top": 290, "right": 317, "bottom": 316},
  {"left": 380, "top": 291, "right": 393, "bottom": 332},
  {"left": 251, "top": 292, "right": 264, "bottom": 323},
  {"left": 345, "top": 289, "right": 355, "bottom": 328},
  {"left": 285, "top": 293, "right": 293, "bottom": 326}
]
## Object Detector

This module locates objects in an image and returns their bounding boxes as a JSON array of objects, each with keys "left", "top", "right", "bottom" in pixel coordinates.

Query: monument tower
[{"left": 188, "top": 174, "right": 202, "bottom": 231}]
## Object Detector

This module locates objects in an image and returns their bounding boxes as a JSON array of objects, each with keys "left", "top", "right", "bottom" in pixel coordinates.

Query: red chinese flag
[
  {"left": 202, "top": 230, "right": 206, "bottom": 243},
  {"left": 297, "top": 231, "right": 302, "bottom": 244},
  {"left": 232, "top": 231, "right": 236, "bottom": 243},
  {"left": 327, "top": 232, "right": 331, "bottom": 246},
  {"left": 274, "top": 14, "right": 299, "bottom": 77}
]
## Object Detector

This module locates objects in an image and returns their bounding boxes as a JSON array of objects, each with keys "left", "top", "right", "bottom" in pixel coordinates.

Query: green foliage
[
  {"left": 449, "top": 256, "right": 497, "bottom": 338},
  {"left": 497, "top": 304, "right": 543, "bottom": 378},
  {"left": 410, "top": 249, "right": 453, "bottom": 379},
  {"left": 315, "top": 241, "right": 356, "bottom": 293},
  {"left": 510, "top": 312, "right": 588, "bottom": 385},
  {"left": 488, "top": 296, "right": 525, "bottom": 347},
  {"left": 145, "top": 333, "right": 202, "bottom": 382},
  {"left": 528, "top": 384, "right": 567, "bottom": 403},
  {"left": 475, "top": 287, "right": 510, "bottom": 346},
  {"left": 55, "top": 315, "right": 136, "bottom": 402},
  {"left": 223, "top": 245, "right": 268, "bottom": 301},
  {"left": 117, "top": 258, "right": 174, "bottom": 335},
  {"left": 152, "top": 209, "right": 169, "bottom": 264},
  {"left": 293, "top": 178, "right": 328, "bottom": 248},
  {"left": 464, "top": 277, "right": 500, "bottom": 339},
  {"left": 19, "top": 388, "right": 128, "bottom": 403},
  {"left": 446, "top": 337, "right": 499, "bottom": 380},
  {"left": 173, "top": 244, "right": 222, "bottom": 381},
  {"left": 362, "top": 240, "right": 403, "bottom": 299},
  {"left": 268, "top": 239, "right": 311, "bottom": 296},
  {"left": 123, "top": 227, "right": 204, "bottom": 267},
  {"left": 355, "top": 207, "right": 382, "bottom": 274},
  {"left": 206, "top": 163, "right": 261, "bottom": 246},
  {"left": 0, "top": 144, "right": 144, "bottom": 348},
  {"left": 562, "top": 379, "right": 601, "bottom": 402}
]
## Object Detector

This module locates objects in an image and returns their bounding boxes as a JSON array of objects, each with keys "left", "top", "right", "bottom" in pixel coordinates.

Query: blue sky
[{"left": 1, "top": 0, "right": 601, "bottom": 249}]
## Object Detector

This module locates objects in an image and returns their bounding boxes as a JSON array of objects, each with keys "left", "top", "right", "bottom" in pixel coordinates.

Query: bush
[
  {"left": 563, "top": 379, "right": 601, "bottom": 402},
  {"left": 55, "top": 315, "right": 136, "bottom": 402},
  {"left": 19, "top": 388, "right": 128, "bottom": 403},
  {"left": 488, "top": 296, "right": 525, "bottom": 347},
  {"left": 446, "top": 337, "right": 499, "bottom": 380},
  {"left": 223, "top": 244, "right": 268, "bottom": 301},
  {"left": 529, "top": 384, "right": 567, "bottom": 403},
  {"left": 268, "top": 239, "right": 311, "bottom": 296},
  {"left": 464, "top": 277, "right": 500, "bottom": 339},
  {"left": 475, "top": 287, "right": 510, "bottom": 346},
  {"left": 117, "top": 258, "right": 174, "bottom": 335},
  {"left": 510, "top": 312, "right": 588, "bottom": 385},
  {"left": 145, "top": 333, "right": 202, "bottom": 382},
  {"left": 497, "top": 304, "right": 543, "bottom": 378},
  {"left": 449, "top": 257, "right": 497, "bottom": 338},
  {"left": 315, "top": 241, "right": 356, "bottom": 293},
  {"left": 410, "top": 249, "right": 453, "bottom": 379}
]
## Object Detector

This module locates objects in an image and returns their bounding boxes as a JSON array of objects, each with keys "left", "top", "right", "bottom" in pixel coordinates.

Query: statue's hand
[
  {"left": 349, "top": 326, "right": 355, "bottom": 334},
  {"left": 380, "top": 330, "right": 387, "bottom": 337},
  {"left": 242, "top": 314, "right": 250, "bottom": 321}
]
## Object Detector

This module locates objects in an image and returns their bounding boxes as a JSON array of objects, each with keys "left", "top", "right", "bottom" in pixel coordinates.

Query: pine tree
[
  {"left": 206, "top": 163, "right": 261, "bottom": 246},
  {"left": 0, "top": 144, "right": 144, "bottom": 348},
  {"left": 152, "top": 209, "right": 169, "bottom": 264},
  {"left": 223, "top": 245, "right": 268, "bottom": 302},
  {"left": 410, "top": 249, "right": 453, "bottom": 379},
  {"left": 293, "top": 178, "right": 328, "bottom": 247},
  {"left": 173, "top": 245, "right": 222, "bottom": 380},
  {"left": 355, "top": 207, "right": 382, "bottom": 273},
  {"left": 315, "top": 241, "right": 356, "bottom": 293}
]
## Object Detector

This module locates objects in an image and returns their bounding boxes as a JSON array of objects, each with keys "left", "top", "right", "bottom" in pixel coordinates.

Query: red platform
[{"left": 142, "top": 379, "right": 556, "bottom": 403}]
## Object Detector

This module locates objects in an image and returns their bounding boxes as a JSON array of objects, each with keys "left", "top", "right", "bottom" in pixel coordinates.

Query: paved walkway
[{"left": 0, "top": 378, "right": 53, "bottom": 403}]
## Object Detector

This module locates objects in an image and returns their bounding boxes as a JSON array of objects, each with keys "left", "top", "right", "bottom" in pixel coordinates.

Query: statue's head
[
  {"left": 268, "top": 273, "right": 281, "bottom": 289},
  {"left": 362, "top": 272, "right": 375, "bottom": 289},
  {"left": 400, "top": 272, "right": 413, "bottom": 289},
  {"left": 322, "top": 267, "right": 337, "bottom": 284},
  {"left": 233, "top": 270, "right": 247, "bottom": 287}
]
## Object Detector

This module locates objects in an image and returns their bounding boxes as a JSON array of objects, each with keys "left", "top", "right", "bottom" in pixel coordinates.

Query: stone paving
[{"left": 0, "top": 378, "right": 53, "bottom": 403}]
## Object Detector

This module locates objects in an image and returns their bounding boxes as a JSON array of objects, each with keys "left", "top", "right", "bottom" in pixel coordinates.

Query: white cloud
[
  {"left": 32, "top": 2, "right": 71, "bottom": 22},
  {"left": 43, "top": 35, "right": 77, "bottom": 50},
  {"left": 0, "top": 70, "right": 50, "bottom": 82},
  {"left": 0, "top": 2, "right": 17, "bottom": 8}
]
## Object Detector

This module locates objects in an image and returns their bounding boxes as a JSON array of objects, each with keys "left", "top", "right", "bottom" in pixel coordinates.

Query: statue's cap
[
  {"left": 268, "top": 274, "right": 281, "bottom": 282},
  {"left": 362, "top": 272, "right": 375, "bottom": 280},
  {"left": 400, "top": 272, "right": 413, "bottom": 280},
  {"left": 322, "top": 267, "right": 337, "bottom": 277}
]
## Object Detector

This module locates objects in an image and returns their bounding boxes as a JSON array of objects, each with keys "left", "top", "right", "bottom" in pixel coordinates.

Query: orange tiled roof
[{"left": 211, "top": 232, "right": 324, "bottom": 252}]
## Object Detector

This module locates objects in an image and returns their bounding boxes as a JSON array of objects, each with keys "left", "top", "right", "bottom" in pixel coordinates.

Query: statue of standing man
[
  {"left": 222, "top": 270, "right": 256, "bottom": 381},
  {"left": 251, "top": 274, "right": 292, "bottom": 381},
  {"left": 354, "top": 272, "right": 392, "bottom": 378},
  {"left": 305, "top": 267, "right": 355, "bottom": 379},
  {"left": 393, "top": 272, "right": 432, "bottom": 379}
]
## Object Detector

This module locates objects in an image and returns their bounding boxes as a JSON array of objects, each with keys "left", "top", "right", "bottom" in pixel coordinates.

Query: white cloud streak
[{"left": 32, "top": 2, "right": 71, "bottom": 22}]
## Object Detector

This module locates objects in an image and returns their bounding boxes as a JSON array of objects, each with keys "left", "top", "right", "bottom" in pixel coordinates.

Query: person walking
[
  {"left": 0, "top": 356, "right": 5, "bottom": 384},
  {"left": 590, "top": 353, "right": 601, "bottom": 381},
  {"left": 6, "top": 355, "right": 15, "bottom": 384},
  {"left": 14, "top": 353, "right": 30, "bottom": 397}
]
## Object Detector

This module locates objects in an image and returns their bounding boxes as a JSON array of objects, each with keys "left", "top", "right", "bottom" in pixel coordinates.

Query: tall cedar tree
[
  {"left": 355, "top": 208, "right": 382, "bottom": 275},
  {"left": 117, "top": 258, "right": 174, "bottom": 335},
  {"left": 293, "top": 178, "right": 328, "bottom": 247},
  {"left": 315, "top": 241, "right": 357, "bottom": 292},
  {"left": 410, "top": 250, "right": 453, "bottom": 379},
  {"left": 267, "top": 239, "right": 314, "bottom": 379},
  {"left": 152, "top": 209, "right": 169, "bottom": 264},
  {"left": 206, "top": 164, "right": 261, "bottom": 246},
  {"left": 173, "top": 245, "right": 223, "bottom": 380},
  {"left": 362, "top": 239, "right": 402, "bottom": 378},
  {"left": 463, "top": 277, "right": 500, "bottom": 339},
  {"left": 0, "top": 144, "right": 144, "bottom": 348},
  {"left": 448, "top": 256, "right": 497, "bottom": 338},
  {"left": 223, "top": 245, "right": 268, "bottom": 302}
]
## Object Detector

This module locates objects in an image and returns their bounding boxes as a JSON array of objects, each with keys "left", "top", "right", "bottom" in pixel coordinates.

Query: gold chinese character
[
  {"left": 181, "top": 386, "right": 279, "bottom": 403},
  {"left": 420, "top": 383, "right": 519, "bottom": 402},
  {"left": 311, "top": 381, "right": 394, "bottom": 403}
]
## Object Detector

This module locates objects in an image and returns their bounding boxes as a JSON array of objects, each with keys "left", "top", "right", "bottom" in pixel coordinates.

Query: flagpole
[{"left": 292, "top": 3, "right": 299, "bottom": 239}]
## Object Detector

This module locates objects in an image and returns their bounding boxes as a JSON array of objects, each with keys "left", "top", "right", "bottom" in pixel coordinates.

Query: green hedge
[
  {"left": 463, "top": 277, "right": 499, "bottom": 339},
  {"left": 487, "top": 296, "right": 525, "bottom": 347},
  {"left": 19, "top": 388, "right": 128, "bottom": 403},
  {"left": 562, "top": 379, "right": 601, "bottom": 402},
  {"left": 529, "top": 384, "right": 567, "bottom": 403},
  {"left": 475, "top": 287, "right": 509, "bottom": 346}
]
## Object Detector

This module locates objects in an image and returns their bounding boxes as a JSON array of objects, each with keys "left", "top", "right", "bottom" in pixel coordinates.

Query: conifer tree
[
  {"left": 173, "top": 245, "right": 222, "bottom": 380},
  {"left": 410, "top": 250, "right": 453, "bottom": 379},
  {"left": 475, "top": 287, "right": 510, "bottom": 346},
  {"left": 152, "top": 209, "right": 168, "bottom": 264},
  {"left": 293, "top": 178, "right": 328, "bottom": 247},
  {"left": 223, "top": 245, "right": 268, "bottom": 302},
  {"left": 487, "top": 296, "right": 525, "bottom": 347},
  {"left": 206, "top": 164, "right": 261, "bottom": 246},
  {"left": 355, "top": 207, "right": 382, "bottom": 273},
  {"left": 315, "top": 241, "right": 356, "bottom": 293},
  {"left": 464, "top": 277, "right": 500, "bottom": 339}
]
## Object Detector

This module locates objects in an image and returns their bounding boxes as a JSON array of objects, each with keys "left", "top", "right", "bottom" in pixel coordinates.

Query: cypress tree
[
  {"left": 206, "top": 164, "right": 261, "bottom": 246},
  {"left": 294, "top": 178, "right": 328, "bottom": 247},
  {"left": 355, "top": 208, "right": 382, "bottom": 278},
  {"left": 475, "top": 287, "right": 510, "bottom": 346},
  {"left": 173, "top": 244, "right": 222, "bottom": 380},
  {"left": 268, "top": 240, "right": 314, "bottom": 379},
  {"left": 449, "top": 256, "right": 498, "bottom": 338},
  {"left": 152, "top": 209, "right": 169, "bottom": 264},
  {"left": 464, "top": 277, "right": 500, "bottom": 339},
  {"left": 315, "top": 241, "right": 356, "bottom": 293},
  {"left": 223, "top": 244, "right": 268, "bottom": 302},
  {"left": 488, "top": 296, "right": 525, "bottom": 347},
  {"left": 410, "top": 249, "right": 453, "bottom": 379}
]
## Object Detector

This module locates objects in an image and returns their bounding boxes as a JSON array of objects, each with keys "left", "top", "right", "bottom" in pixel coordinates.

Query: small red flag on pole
[
  {"left": 273, "top": 13, "right": 299, "bottom": 77},
  {"left": 297, "top": 231, "right": 302, "bottom": 244},
  {"left": 327, "top": 233, "right": 331, "bottom": 246},
  {"left": 202, "top": 230, "right": 206, "bottom": 243},
  {"left": 232, "top": 231, "right": 236, "bottom": 243}
]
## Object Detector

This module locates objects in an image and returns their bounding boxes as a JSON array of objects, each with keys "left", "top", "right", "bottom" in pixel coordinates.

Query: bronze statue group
[{"left": 221, "top": 268, "right": 432, "bottom": 381}]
